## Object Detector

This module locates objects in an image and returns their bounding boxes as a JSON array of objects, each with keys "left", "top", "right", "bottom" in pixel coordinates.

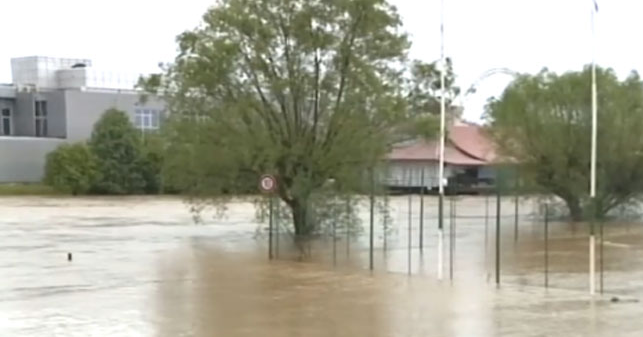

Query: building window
[
  {"left": 135, "top": 109, "right": 160, "bottom": 131},
  {"left": 35, "top": 100, "right": 48, "bottom": 137},
  {"left": 1, "top": 108, "right": 11, "bottom": 135}
]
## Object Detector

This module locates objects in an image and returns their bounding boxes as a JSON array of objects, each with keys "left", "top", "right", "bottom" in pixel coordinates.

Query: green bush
[
  {"left": 43, "top": 108, "right": 168, "bottom": 196},
  {"left": 0, "top": 183, "right": 62, "bottom": 196},
  {"left": 89, "top": 109, "right": 147, "bottom": 194},
  {"left": 44, "top": 143, "right": 98, "bottom": 195}
]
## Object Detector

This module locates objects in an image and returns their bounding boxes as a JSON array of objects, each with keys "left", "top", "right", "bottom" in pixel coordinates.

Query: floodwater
[{"left": 1, "top": 196, "right": 643, "bottom": 337}]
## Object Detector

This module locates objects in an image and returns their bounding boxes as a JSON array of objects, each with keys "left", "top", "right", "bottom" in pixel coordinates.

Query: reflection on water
[
  {"left": 153, "top": 242, "right": 491, "bottom": 337},
  {"left": 1, "top": 196, "right": 643, "bottom": 337}
]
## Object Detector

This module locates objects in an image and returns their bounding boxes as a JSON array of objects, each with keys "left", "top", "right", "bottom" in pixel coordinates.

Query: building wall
[
  {"left": 0, "top": 137, "right": 65, "bottom": 182},
  {"left": 13, "top": 92, "right": 35, "bottom": 136},
  {"left": 64, "top": 90, "right": 165, "bottom": 142},
  {"left": 478, "top": 166, "right": 497, "bottom": 180},
  {"left": 0, "top": 89, "right": 165, "bottom": 183},
  {"left": 384, "top": 160, "right": 456, "bottom": 189},
  {"left": 9, "top": 91, "right": 67, "bottom": 138},
  {"left": 0, "top": 99, "right": 16, "bottom": 136},
  {"left": 0, "top": 55, "right": 168, "bottom": 183},
  {"left": 383, "top": 161, "right": 500, "bottom": 189},
  {"left": 40, "top": 91, "right": 66, "bottom": 138},
  {"left": 0, "top": 99, "right": 15, "bottom": 111}
]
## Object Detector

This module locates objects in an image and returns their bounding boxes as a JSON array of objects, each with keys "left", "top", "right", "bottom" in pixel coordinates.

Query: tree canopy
[
  {"left": 485, "top": 66, "right": 643, "bottom": 220},
  {"left": 141, "top": 0, "right": 458, "bottom": 235}
]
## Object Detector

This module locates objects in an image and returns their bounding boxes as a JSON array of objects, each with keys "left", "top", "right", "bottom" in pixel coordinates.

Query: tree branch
[
  {"left": 323, "top": 5, "right": 365, "bottom": 149},
  {"left": 237, "top": 46, "right": 287, "bottom": 140}
]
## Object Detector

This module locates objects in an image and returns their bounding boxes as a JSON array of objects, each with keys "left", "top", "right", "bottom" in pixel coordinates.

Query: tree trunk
[
  {"left": 564, "top": 196, "right": 583, "bottom": 222},
  {"left": 289, "top": 196, "right": 314, "bottom": 257},
  {"left": 291, "top": 197, "right": 312, "bottom": 236}
]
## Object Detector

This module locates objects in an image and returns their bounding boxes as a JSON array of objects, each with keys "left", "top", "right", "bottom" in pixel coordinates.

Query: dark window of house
[
  {"left": 464, "top": 167, "right": 479, "bottom": 178},
  {"left": 35, "top": 101, "right": 48, "bottom": 137},
  {"left": 1, "top": 108, "right": 10, "bottom": 135}
]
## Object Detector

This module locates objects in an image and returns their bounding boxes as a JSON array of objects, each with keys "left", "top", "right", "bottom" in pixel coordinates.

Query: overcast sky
[{"left": 0, "top": 0, "right": 635, "bottom": 121}]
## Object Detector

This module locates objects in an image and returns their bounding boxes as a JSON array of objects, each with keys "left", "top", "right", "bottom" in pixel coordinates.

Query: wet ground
[{"left": 1, "top": 196, "right": 643, "bottom": 336}]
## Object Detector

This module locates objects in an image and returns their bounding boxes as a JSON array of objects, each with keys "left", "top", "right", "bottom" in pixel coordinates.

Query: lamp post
[
  {"left": 437, "top": 0, "right": 446, "bottom": 281},
  {"left": 589, "top": 0, "right": 599, "bottom": 296}
]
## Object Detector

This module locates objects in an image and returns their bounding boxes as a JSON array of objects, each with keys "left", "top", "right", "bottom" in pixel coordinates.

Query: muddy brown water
[{"left": 1, "top": 196, "right": 643, "bottom": 336}]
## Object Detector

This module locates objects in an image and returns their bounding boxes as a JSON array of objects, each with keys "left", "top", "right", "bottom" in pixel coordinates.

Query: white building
[{"left": 0, "top": 56, "right": 163, "bottom": 182}]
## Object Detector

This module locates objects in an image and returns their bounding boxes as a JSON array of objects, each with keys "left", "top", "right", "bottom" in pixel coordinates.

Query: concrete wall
[
  {"left": 0, "top": 137, "right": 65, "bottom": 182},
  {"left": 64, "top": 90, "right": 165, "bottom": 142}
]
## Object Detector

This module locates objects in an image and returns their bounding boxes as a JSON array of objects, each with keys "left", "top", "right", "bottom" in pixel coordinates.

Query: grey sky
[{"left": 0, "top": 0, "right": 635, "bottom": 121}]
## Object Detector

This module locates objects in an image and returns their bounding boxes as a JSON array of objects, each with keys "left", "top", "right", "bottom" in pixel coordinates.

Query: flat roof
[{"left": 0, "top": 84, "right": 145, "bottom": 98}]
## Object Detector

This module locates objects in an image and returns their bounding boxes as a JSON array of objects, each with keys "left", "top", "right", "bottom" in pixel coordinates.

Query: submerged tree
[
  {"left": 486, "top": 66, "right": 643, "bottom": 220},
  {"left": 141, "top": 0, "right": 453, "bottom": 237}
]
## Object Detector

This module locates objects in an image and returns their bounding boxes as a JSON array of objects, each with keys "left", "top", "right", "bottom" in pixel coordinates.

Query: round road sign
[{"left": 259, "top": 174, "right": 277, "bottom": 193}]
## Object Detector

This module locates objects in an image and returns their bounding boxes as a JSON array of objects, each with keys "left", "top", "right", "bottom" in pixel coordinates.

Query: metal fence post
[
  {"left": 332, "top": 210, "right": 337, "bottom": 267},
  {"left": 408, "top": 193, "right": 412, "bottom": 275},
  {"left": 269, "top": 197, "right": 274, "bottom": 260},
  {"left": 485, "top": 194, "right": 489, "bottom": 276},
  {"left": 275, "top": 201, "right": 280, "bottom": 259},
  {"left": 495, "top": 177, "right": 502, "bottom": 286},
  {"left": 514, "top": 194, "right": 519, "bottom": 242},
  {"left": 450, "top": 197, "right": 456, "bottom": 281},
  {"left": 420, "top": 169, "right": 425, "bottom": 252},
  {"left": 369, "top": 169, "right": 375, "bottom": 271},
  {"left": 600, "top": 217, "right": 604, "bottom": 294},
  {"left": 544, "top": 203, "right": 549, "bottom": 288},
  {"left": 346, "top": 197, "right": 351, "bottom": 259}
]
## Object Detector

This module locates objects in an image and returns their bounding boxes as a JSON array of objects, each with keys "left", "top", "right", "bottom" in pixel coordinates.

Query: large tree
[
  {"left": 486, "top": 66, "right": 643, "bottom": 220},
  {"left": 142, "top": 0, "right": 452, "bottom": 236}
]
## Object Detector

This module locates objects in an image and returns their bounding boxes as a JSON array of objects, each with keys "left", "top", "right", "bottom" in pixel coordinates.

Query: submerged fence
[{"left": 263, "top": 193, "right": 643, "bottom": 296}]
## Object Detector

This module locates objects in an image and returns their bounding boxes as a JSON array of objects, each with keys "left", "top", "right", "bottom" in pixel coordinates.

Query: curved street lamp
[{"left": 463, "top": 68, "right": 520, "bottom": 97}]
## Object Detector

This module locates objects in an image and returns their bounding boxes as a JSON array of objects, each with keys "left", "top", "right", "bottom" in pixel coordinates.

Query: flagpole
[
  {"left": 437, "top": 0, "right": 446, "bottom": 281},
  {"left": 589, "top": 0, "right": 598, "bottom": 296}
]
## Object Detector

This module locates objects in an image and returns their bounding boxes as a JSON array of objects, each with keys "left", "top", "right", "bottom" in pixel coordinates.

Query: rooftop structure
[{"left": 6, "top": 56, "right": 141, "bottom": 93}]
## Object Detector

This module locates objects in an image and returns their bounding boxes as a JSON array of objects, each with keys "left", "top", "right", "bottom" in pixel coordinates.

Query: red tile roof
[
  {"left": 449, "top": 124, "right": 497, "bottom": 162},
  {"left": 388, "top": 139, "right": 487, "bottom": 166},
  {"left": 387, "top": 123, "right": 497, "bottom": 166}
]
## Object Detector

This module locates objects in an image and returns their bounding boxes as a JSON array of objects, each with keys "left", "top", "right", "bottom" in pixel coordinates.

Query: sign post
[{"left": 259, "top": 174, "right": 278, "bottom": 260}]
